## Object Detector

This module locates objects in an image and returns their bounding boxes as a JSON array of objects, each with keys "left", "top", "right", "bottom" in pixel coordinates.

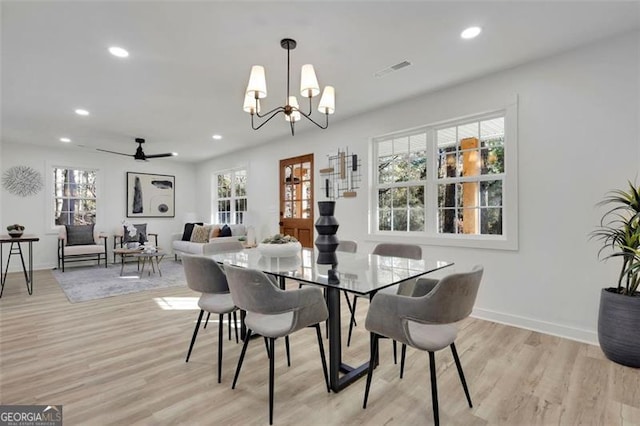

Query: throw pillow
[
  {"left": 190, "top": 224, "right": 211, "bottom": 243},
  {"left": 66, "top": 224, "right": 96, "bottom": 246},
  {"left": 123, "top": 224, "right": 147, "bottom": 243},
  {"left": 211, "top": 226, "right": 221, "bottom": 238},
  {"left": 219, "top": 224, "right": 232, "bottom": 237},
  {"left": 181, "top": 222, "right": 204, "bottom": 241}
]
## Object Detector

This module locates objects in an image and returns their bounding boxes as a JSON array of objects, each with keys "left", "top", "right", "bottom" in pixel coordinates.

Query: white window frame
[
  {"left": 211, "top": 168, "right": 248, "bottom": 225},
  {"left": 369, "top": 103, "right": 518, "bottom": 251},
  {"left": 46, "top": 162, "right": 103, "bottom": 234}
]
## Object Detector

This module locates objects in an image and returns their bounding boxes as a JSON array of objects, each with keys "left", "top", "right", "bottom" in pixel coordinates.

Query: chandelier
[{"left": 243, "top": 38, "right": 335, "bottom": 136}]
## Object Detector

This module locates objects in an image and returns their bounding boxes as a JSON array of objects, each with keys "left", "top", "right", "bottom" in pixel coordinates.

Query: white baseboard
[{"left": 472, "top": 307, "right": 599, "bottom": 346}]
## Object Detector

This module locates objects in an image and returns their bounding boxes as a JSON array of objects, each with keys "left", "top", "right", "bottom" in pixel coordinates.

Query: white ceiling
[{"left": 2, "top": 1, "right": 639, "bottom": 163}]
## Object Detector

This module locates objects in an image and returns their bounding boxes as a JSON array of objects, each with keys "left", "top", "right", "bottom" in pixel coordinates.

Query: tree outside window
[{"left": 54, "top": 168, "right": 97, "bottom": 225}]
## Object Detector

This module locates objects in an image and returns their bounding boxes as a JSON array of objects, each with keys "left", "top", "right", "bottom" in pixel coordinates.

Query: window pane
[
  {"left": 302, "top": 162, "right": 311, "bottom": 181},
  {"left": 218, "top": 174, "right": 231, "bottom": 198},
  {"left": 481, "top": 117, "right": 504, "bottom": 139},
  {"left": 408, "top": 186, "right": 424, "bottom": 207},
  {"left": 480, "top": 180, "right": 503, "bottom": 206},
  {"left": 302, "top": 181, "right": 311, "bottom": 200},
  {"left": 458, "top": 122, "right": 478, "bottom": 141},
  {"left": 409, "top": 208, "right": 425, "bottom": 231},
  {"left": 235, "top": 170, "right": 247, "bottom": 196},
  {"left": 460, "top": 208, "right": 479, "bottom": 234},
  {"left": 437, "top": 148, "right": 456, "bottom": 179},
  {"left": 459, "top": 182, "right": 479, "bottom": 209},
  {"left": 394, "top": 153, "right": 411, "bottom": 183},
  {"left": 437, "top": 127, "right": 456, "bottom": 146},
  {"left": 481, "top": 207, "right": 503, "bottom": 234},
  {"left": 391, "top": 187, "right": 407, "bottom": 208},
  {"left": 302, "top": 200, "right": 311, "bottom": 219},
  {"left": 438, "top": 209, "right": 457, "bottom": 234},
  {"left": 406, "top": 149, "right": 427, "bottom": 181},
  {"left": 481, "top": 145, "right": 504, "bottom": 174},
  {"left": 378, "top": 188, "right": 391, "bottom": 209},
  {"left": 460, "top": 148, "right": 480, "bottom": 177},
  {"left": 392, "top": 209, "right": 407, "bottom": 231},
  {"left": 438, "top": 184, "right": 456, "bottom": 208},
  {"left": 379, "top": 209, "right": 391, "bottom": 231},
  {"left": 394, "top": 136, "right": 409, "bottom": 154},
  {"left": 378, "top": 155, "right": 394, "bottom": 184}
]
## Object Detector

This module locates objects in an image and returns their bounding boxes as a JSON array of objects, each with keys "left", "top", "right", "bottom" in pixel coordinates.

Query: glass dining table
[{"left": 211, "top": 247, "right": 453, "bottom": 392}]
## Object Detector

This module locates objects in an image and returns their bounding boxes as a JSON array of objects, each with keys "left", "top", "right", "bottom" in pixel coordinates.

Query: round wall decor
[{"left": 2, "top": 166, "right": 44, "bottom": 197}]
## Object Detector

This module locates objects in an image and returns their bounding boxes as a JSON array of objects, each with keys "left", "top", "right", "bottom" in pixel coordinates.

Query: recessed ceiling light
[
  {"left": 59, "top": 137, "right": 71, "bottom": 143},
  {"left": 108, "top": 46, "right": 129, "bottom": 58},
  {"left": 74, "top": 108, "right": 90, "bottom": 116},
  {"left": 461, "top": 26, "right": 482, "bottom": 39},
  {"left": 212, "top": 134, "right": 223, "bottom": 140},
  {"left": 171, "top": 152, "right": 178, "bottom": 156}
]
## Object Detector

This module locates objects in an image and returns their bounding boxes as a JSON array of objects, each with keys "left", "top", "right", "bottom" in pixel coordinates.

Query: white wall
[
  {"left": 195, "top": 31, "right": 639, "bottom": 344},
  {"left": 0, "top": 143, "right": 197, "bottom": 270}
]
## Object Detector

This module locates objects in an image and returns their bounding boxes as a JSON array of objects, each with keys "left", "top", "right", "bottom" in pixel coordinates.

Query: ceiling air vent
[{"left": 374, "top": 60, "right": 412, "bottom": 78}]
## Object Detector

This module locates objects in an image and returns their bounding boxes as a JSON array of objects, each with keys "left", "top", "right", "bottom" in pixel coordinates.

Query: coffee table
[{"left": 113, "top": 248, "right": 165, "bottom": 277}]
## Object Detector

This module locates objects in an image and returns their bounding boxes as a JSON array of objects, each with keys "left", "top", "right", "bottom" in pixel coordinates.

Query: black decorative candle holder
[{"left": 315, "top": 201, "right": 339, "bottom": 266}]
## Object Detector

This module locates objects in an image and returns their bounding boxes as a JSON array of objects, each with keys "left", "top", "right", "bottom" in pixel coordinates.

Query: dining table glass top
[{"left": 211, "top": 247, "right": 453, "bottom": 296}]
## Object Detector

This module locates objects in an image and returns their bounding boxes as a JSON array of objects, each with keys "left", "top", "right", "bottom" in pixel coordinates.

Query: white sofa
[{"left": 171, "top": 224, "right": 247, "bottom": 259}]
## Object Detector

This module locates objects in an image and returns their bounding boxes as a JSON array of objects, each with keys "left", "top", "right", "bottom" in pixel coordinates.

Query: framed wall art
[{"left": 126, "top": 172, "right": 175, "bottom": 218}]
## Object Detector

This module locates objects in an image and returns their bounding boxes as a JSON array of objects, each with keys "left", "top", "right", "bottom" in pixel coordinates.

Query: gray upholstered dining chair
[
  {"left": 347, "top": 243, "right": 423, "bottom": 356},
  {"left": 224, "top": 264, "right": 330, "bottom": 425},
  {"left": 182, "top": 254, "right": 239, "bottom": 384},
  {"left": 200, "top": 240, "right": 243, "bottom": 337},
  {"left": 363, "top": 265, "right": 484, "bottom": 426}
]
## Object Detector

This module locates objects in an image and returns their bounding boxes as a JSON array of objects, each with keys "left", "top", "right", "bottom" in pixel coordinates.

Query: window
[
  {"left": 53, "top": 167, "right": 97, "bottom": 225},
  {"left": 372, "top": 107, "right": 517, "bottom": 250},
  {"left": 215, "top": 169, "right": 247, "bottom": 224}
]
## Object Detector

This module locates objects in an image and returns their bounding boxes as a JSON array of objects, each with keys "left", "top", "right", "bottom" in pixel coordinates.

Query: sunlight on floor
[{"left": 154, "top": 296, "right": 198, "bottom": 310}]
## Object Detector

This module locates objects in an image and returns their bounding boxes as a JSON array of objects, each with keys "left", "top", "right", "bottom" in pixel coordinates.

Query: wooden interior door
[{"left": 279, "top": 154, "right": 314, "bottom": 248}]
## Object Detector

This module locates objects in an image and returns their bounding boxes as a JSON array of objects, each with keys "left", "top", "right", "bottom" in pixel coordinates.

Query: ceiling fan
[{"left": 97, "top": 138, "right": 177, "bottom": 161}]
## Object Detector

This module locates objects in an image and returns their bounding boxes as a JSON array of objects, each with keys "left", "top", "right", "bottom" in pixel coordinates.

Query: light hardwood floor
[{"left": 1, "top": 268, "right": 639, "bottom": 425}]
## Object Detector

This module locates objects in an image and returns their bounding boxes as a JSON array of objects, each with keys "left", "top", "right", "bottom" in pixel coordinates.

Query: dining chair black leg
[
  {"left": 217, "top": 313, "right": 224, "bottom": 383},
  {"left": 269, "top": 336, "right": 276, "bottom": 425},
  {"left": 314, "top": 324, "right": 330, "bottom": 392},
  {"left": 343, "top": 291, "right": 357, "bottom": 327},
  {"left": 232, "top": 329, "right": 252, "bottom": 389},
  {"left": 203, "top": 312, "right": 211, "bottom": 329},
  {"left": 185, "top": 309, "right": 204, "bottom": 362},
  {"left": 363, "top": 333, "right": 379, "bottom": 409},
  {"left": 393, "top": 340, "right": 398, "bottom": 364},
  {"left": 227, "top": 312, "right": 232, "bottom": 340},
  {"left": 347, "top": 296, "right": 358, "bottom": 347},
  {"left": 285, "top": 336, "right": 291, "bottom": 367},
  {"left": 264, "top": 337, "right": 270, "bottom": 358},
  {"left": 428, "top": 351, "right": 439, "bottom": 426},
  {"left": 400, "top": 343, "right": 407, "bottom": 378},
  {"left": 233, "top": 311, "right": 239, "bottom": 344},
  {"left": 450, "top": 343, "right": 472, "bottom": 407}
]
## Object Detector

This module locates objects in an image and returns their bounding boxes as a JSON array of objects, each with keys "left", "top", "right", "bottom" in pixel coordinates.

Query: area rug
[{"left": 52, "top": 260, "right": 187, "bottom": 303}]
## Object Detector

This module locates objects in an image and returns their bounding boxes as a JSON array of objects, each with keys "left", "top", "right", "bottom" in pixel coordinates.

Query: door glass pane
[
  {"left": 284, "top": 202, "right": 293, "bottom": 218},
  {"left": 302, "top": 200, "right": 311, "bottom": 219},
  {"left": 302, "top": 181, "right": 311, "bottom": 200},
  {"left": 302, "top": 162, "right": 311, "bottom": 180}
]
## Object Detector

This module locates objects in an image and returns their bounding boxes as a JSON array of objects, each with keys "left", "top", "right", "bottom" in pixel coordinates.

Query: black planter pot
[
  {"left": 315, "top": 201, "right": 339, "bottom": 266},
  {"left": 598, "top": 288, "right": 640, "bottom": 368}
]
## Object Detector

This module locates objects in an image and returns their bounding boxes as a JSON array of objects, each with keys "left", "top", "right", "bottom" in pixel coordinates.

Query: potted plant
[
  {"left": 6, "top": 224, "right": 25, "bottom": 238},
  {"left": 591, "top": 181, "right": 640, "bottom": 367}
]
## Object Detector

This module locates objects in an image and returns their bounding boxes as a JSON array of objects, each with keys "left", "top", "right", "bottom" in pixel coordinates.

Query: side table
[{"left": 0, "top": 234, "right": 40, "bottom": 298}]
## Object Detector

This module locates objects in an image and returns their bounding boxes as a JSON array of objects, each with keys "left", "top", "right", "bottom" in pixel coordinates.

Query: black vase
[{"left": 315, "top": 201, "right": 339, "bottom": 266}]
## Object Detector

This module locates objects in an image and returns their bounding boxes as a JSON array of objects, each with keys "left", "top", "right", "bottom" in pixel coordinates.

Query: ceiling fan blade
[
  {"left": 144, "top": 153, "right": 176, "bottom": 159},
  {"left": 96, "top": 148, "right": 133, "bottom": 157}
]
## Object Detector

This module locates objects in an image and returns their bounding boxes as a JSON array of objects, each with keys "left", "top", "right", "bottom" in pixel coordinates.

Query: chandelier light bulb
[{"left": 243, "top": 94, "right": 261, "bottom": 114}]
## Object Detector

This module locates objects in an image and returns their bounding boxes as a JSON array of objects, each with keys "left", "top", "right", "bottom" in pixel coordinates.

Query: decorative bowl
[
  {"left": 256, "top": 241, "right": 301, "bottom": 258},
  {"left": 8, "top": 230, "right": 23, "bottom": 238}
]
